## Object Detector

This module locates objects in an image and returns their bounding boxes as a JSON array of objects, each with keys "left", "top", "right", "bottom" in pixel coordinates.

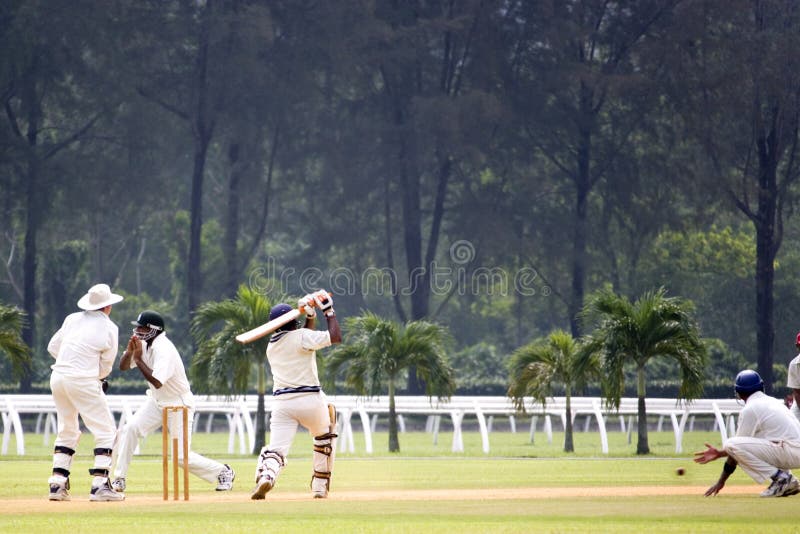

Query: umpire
[{"left": 47, "top": 283, "right": 125, "bottom": 502}]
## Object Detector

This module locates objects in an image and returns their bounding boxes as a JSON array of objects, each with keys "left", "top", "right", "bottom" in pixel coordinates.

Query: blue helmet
[
  {"left": 269, "top": 303, "right": 293, "bottom": 321},
  {"left": 734, "top": 370, "right": 764, "bottom": 396},
  {"left": 268, "top": 303, "right": 298, "bottom": 333}
]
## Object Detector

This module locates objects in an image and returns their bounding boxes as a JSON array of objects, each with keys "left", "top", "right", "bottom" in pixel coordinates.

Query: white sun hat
[{"left": 77, "top": 283, "right": 124, "bottom": 310}]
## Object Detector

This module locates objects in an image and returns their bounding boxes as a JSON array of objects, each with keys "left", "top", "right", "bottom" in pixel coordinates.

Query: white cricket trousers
[
  {"left": 725, "top": 436, "right": 800, "bottom": 483},
  {"left": 50, "top": 372, "right": 117, "bottom": 450},
  {"left": 267, "top": 391, "right": 332, "bottom": 457},
  {"left": 113, "top": 396, "right": 224, "bottom": 483}
]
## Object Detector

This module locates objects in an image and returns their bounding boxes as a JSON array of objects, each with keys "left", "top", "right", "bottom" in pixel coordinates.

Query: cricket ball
[{"left": 676, "top": 467, "right": 685, "bottom": 476}]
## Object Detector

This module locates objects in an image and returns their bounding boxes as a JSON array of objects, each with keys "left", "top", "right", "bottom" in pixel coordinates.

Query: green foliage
[
  {"left": 646, "top": 226, "right": 756, "bottom": 279},
  {"left": 189, "top": 285, "right": 273, "bottom": 395},
  {"left": 450, "top": 342, "right": 509, "bottom": 395},
  {"left": 327, "top": 312, "right": 456, "bottom": 452},
  {"left": 0, "top": 0, "right": 799, "bottom": 402},
  {"left": 328, "top": 312, "right": 456, "bottom": 399},
  {"left": 0, "top": 303, "right": 31, "bottom": 381},
  {"left": 508, "top": 331, "right": 599, "bottom": 407},
  {"left": 582, "top": 288, "right": 707, "bottom": 454},
  {"left": 190, "top": 284, "right": 277, "bottom": 454},
  {"left": 507, "top": 330, "right": 600, "bottom": 452}
]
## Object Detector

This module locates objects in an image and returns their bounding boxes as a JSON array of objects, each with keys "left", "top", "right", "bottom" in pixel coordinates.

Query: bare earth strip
[{"left": 0, "top": 485, "right": 759, "bottom": 513}]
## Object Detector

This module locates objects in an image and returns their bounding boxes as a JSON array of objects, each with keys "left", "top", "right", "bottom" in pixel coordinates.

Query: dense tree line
[{"left": 2, "top": 0, "right": 800, "bottom": 396}]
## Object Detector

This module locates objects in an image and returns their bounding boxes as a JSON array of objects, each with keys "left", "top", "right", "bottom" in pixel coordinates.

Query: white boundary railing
[{"left": 0, "top": 394, "right": 744, "bottom": 456}]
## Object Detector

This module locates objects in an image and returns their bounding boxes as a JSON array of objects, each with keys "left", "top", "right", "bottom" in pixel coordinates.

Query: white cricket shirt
[
  {"left": 267, "top": 328, "right": 331, "bottom": 393},
  {"left": 48, "top": 310, "right": 119, "bottom": 380},
  {"left": 130, "top": 334, "right": 193, "bottom": 406},
  {"left": 735, "top": 391, "right": 800, "bottom": 441},
  {"left": 787, "top": 354, "right": 800, "bottom": 390}
]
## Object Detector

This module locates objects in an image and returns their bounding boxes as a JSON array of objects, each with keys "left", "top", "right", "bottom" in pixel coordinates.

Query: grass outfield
[{"left": 3, "top": 429, "right": 800, "bottom": 532}]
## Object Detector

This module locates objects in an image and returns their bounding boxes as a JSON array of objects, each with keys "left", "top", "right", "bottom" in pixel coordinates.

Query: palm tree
[
  {"left": 0, "top": 304, "right": 31, "bottom": 382},
  {"left": 507, "top": 330, "right": 599, "bottom": 452},
  {"left": 326, "top": 312, "right": 456, "bottom": 452},
  {"left": 189, "top": 285, "right": 275, "bottom": 454},
  {"left": 582, "top": 287, "right": 707, "bottom": 454}
]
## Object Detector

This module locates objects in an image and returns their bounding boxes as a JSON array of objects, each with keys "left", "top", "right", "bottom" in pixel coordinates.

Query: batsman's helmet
[
  {"left": 269, "top": 303, "right": 297, "bottom": 333},
  {"left": 734, "top": 369, "right": 764, "bottom": 396},
  {"left": 269, "top": 303, "right": 293, "bottom": 321}
]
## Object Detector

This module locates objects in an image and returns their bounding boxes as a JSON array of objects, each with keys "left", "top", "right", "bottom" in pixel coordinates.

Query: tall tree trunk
[
  {"left": 20, "top": 62, "right": 42, "bottom": 393},
  {"left": 253, "top": 357, "right": 266, "bottom": 454},
  {"left": 563, "top": 385, "right": 574, "bottom": 452},
  {"left": 187, "top": 14, "right": 213, "bottom": 315},
  {"left": 388, "top": 380, "right": 399, "bottom": 452},
  {"left": 21, "top": 154, "right": 38, "bottom": 393},
  {"left": 224, "top": 144, "right": 241, "bottom": 297},
  {"left": 569, "top": 82, "right": 594, "bottom": 338},
  {"left": 636, "top": 363, "right": 649, "bottom": 454},
  {"left": 754, "top": 143, "right": 779, "bottom": 394},
  {"left": 402, "top": 173, "right": 428, "bottom": 320},
  {"left": 399, "top": 141, "right": 426, "bottom": 395},
  {"left": 187, "top": 137, "right": 209, "bottom": 314},
  {"left": 570, "top": 181, "right": 589, "bottom": 338},
  {"left": 402, "top": 158, "right": 451, "bottom": 394}
]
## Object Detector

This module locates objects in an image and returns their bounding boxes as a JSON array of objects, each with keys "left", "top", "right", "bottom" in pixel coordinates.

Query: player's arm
[
  {"left": 98, "top": 328, "right": 119, "bottom": 379},
  {"left": 704, "top": 458, "right": 736, "bottom": 497},
  {"left": 325, "top": 311, "right": 341, "bottom": 344},
  {"left": 694, "top": 442, "right": 734, "bottom": 496},
  {"left": 132, "top": 349, "right": 163, "bottom": 388},
  {"left": 119, "top": 336, "right": 141, "bottom": 371},
  {"left": 47, "top": 321, "right": 66, "bottom": 358},
  {"left": 314, "top": 290, "right": 341, "bottom": 344}
]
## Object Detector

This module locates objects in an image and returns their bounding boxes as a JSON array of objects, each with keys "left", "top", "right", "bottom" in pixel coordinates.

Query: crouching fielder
[
  {"left": 694, "top": 370, "right": 800, "bottom": 498},
  {"left": 251, "top": 290, "right": 342, "bottom": 500}
]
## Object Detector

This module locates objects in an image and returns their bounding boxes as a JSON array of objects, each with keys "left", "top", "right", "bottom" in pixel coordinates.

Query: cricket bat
[{"left": 235, "top": 308, "right": 302, "bottom": 344}]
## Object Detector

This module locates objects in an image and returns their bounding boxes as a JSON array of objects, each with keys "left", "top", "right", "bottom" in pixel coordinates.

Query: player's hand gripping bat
[{"left": 235, "top": 290, "right": 331, "bottom": 344}]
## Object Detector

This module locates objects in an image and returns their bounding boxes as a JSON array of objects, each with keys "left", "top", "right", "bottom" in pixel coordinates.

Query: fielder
[
  {"left": 785, "top": 332, "right": 800, "bottom": 416},
  {"left": 47, "top": 283, "right": 125, "bottom": 502},
  {"left": 251, "top": 290, "right": 342, "bottom": 500},
  {"left": 110, "top": 310, "right": 235, "bottom": 493},
  {"left": 694, "top": 369, "right": 800, "bottom": 497}
]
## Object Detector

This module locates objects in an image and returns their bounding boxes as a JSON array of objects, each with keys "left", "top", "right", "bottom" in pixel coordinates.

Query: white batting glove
[
  {"left": 313, "top": 290, "right": 334, "bottom": 316},
  {"left": 298, "top": 295, "right": 316, "bottom": 318}
]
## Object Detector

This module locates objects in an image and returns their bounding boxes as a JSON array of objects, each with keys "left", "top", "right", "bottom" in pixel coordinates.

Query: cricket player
[
  {"left": 694, "top": 369, "right": 800, "bottom": 497},
  {"left": 47, "top": 283, "right": 125, "bottom": 502},
  {"left": 785, "top": 332, "right": 800, "bottom": 416},
  {"left": 110, "top": 310, "right": 235, "bottom": 493},
  {"left": 251, "top": 290, "right": 342, "bottom": 500}
]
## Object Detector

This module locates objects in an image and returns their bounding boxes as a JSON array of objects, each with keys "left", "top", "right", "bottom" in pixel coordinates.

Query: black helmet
[
  {"left": 734, "top": 369, "right": 764, "bottom": 396},
  {"left": 131, "top": 310, "right": 165, "bottom": 330}
]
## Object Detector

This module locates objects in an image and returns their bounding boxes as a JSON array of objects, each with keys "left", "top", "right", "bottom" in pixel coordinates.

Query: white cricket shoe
[
  {"left": 111, "top": 477, "right": 126, "bottom": 492},
  {"left": 761, "top": 473, "right": 800, "bottom": 497},
  {"left": 90, "top": 480, "right": 125, "bottom": 502},
  {"left": 216, "top": 464, "right": 235, "bottom": 491},
  {"left": 250, "top": 475, "right": 274, "bottom": 500},
  {"left": 48, "top": 476, "right": 70, "bottom": 502}
]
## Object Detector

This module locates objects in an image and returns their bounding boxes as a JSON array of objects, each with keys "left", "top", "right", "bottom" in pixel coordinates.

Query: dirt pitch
[{"left": 0, "top": 485, "right": 759, "bottom": 513}]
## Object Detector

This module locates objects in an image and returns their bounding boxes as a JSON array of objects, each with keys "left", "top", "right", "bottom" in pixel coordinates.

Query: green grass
[{"left": 4, "top": 429, "right": 800, "bottom": 533}]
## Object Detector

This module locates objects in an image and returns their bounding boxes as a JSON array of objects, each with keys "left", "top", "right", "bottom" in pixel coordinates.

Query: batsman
[{"left": 251, "top": 289, "right": 342, "bottom": 500}]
